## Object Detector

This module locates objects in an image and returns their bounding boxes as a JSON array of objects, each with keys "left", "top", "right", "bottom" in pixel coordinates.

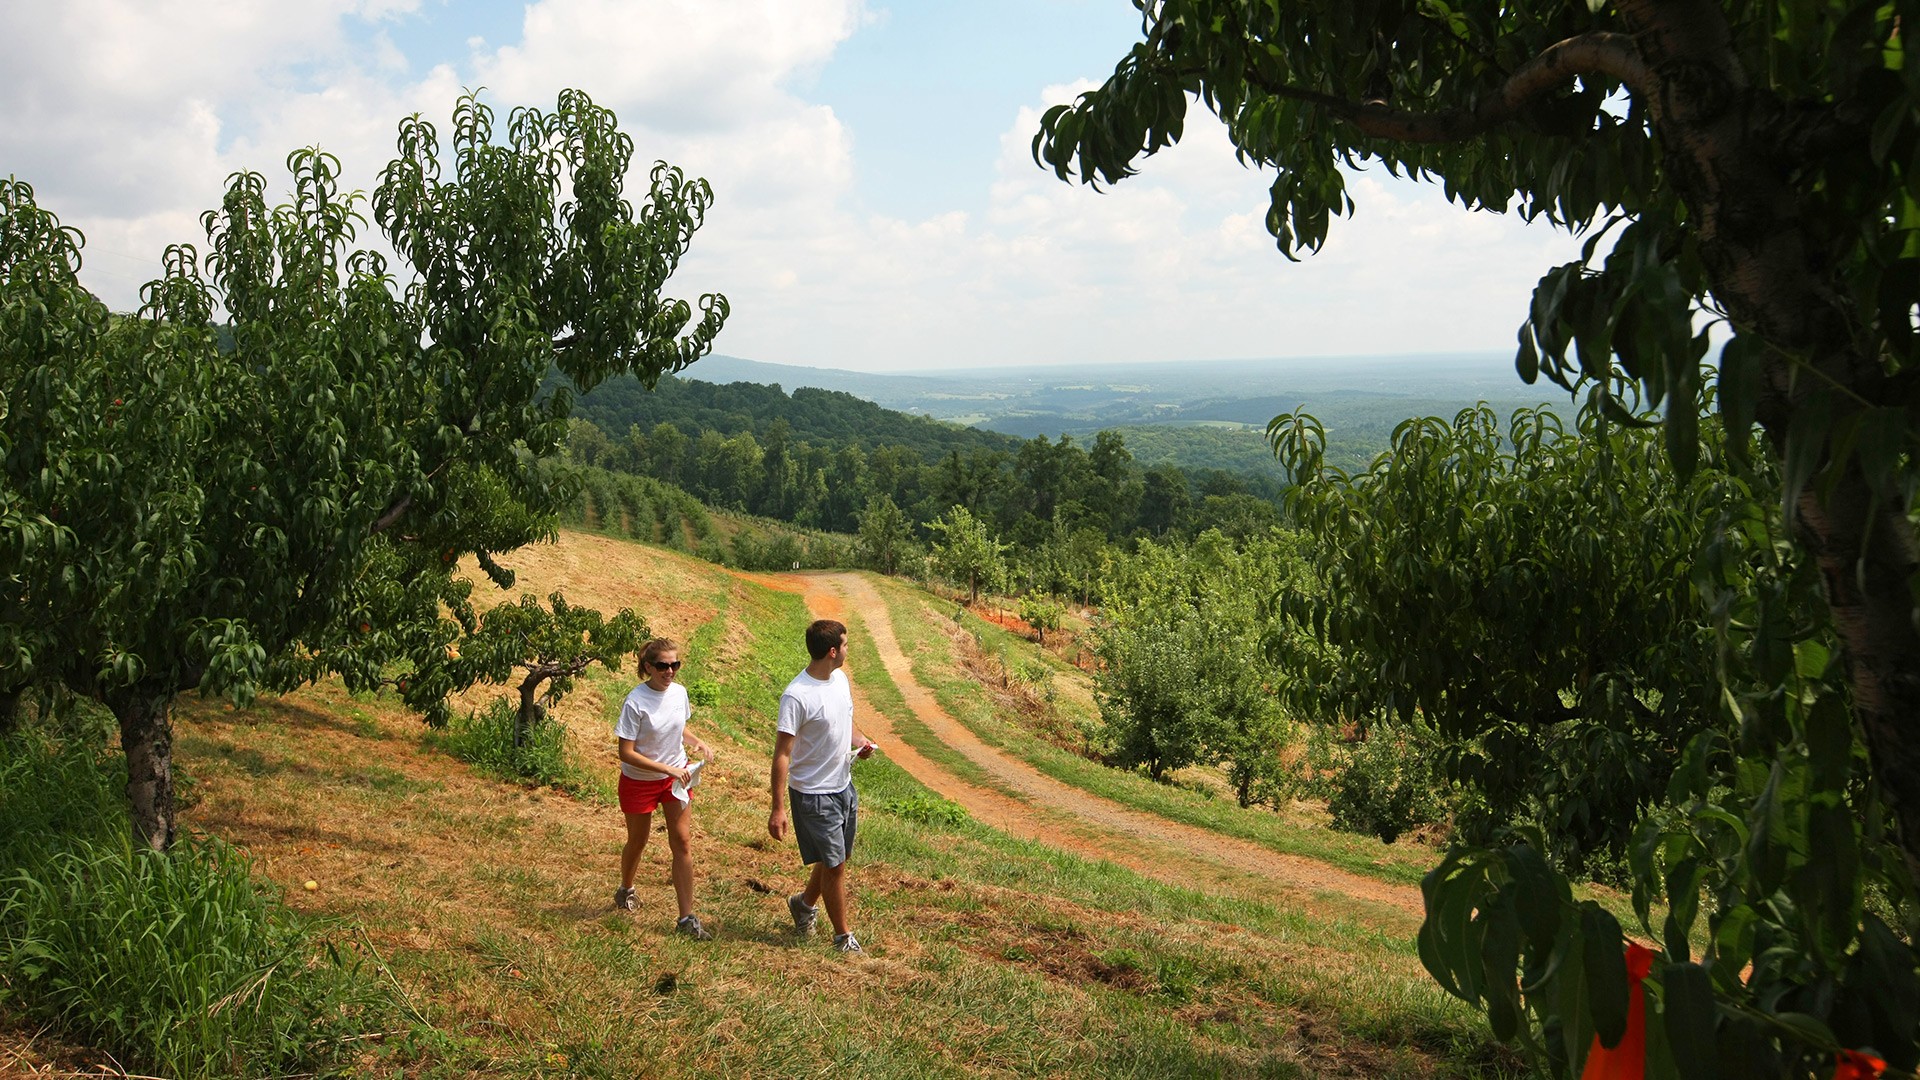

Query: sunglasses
[{"left": 649, "top": 659, "right": 682, "bottom": 672}]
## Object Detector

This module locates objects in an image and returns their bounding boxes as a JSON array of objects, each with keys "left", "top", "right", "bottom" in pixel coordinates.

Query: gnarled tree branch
[{"left": 1236, "top": 32, "right": 1655, "bottom": 145}]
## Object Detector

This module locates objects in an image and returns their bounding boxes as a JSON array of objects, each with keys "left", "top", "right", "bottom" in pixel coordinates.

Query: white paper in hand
[{"left": 670, "top": 758, "right": 704, "bottom": 803}]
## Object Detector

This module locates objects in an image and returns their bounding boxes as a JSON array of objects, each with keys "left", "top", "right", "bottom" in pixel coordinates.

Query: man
[{"left": 768, "top": 618, "right": 878, "bottom": 953}]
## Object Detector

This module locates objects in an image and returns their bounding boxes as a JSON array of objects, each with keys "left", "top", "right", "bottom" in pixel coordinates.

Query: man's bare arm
[{"left": 768, "top": 731, "right": 795, "bottom": 840}]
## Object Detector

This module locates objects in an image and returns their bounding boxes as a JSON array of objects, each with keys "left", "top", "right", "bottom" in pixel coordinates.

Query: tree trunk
[
  {"left": 0, "top": 686, "right": 22, "bottom": 736},
  {"left": 1624, "top": 0, "right": 1920, "bottom": 871},
  {"left": 515, "top": 671, "right": 546, "bottom": 748},
  {"left": 1794, "top": 470, "right": 1920, "bottom": 865},
  {"left": 109, "top": 688, "right": 177, "bottom": 851}
]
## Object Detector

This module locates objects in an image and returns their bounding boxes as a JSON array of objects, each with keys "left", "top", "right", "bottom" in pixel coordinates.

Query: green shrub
[
  {"left": 1305, "top": 725, "right": 1446, "bottom": 845},
  {"left": 874, "top": 791, "right": 970, "bottom": 828},
  {"left": 684, "top": 679, "right": 720, "bottom": 707},
  {"left": 0, "top": 730, "right": 385, "bottom": 1078},
  {"left": 429, "top": 698, "right": 590, "bottom": 793}
]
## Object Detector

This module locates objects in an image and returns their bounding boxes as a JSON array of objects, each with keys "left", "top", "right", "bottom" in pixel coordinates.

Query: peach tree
[
  {"left": 0, "top": 90, "right": 726, "bottom": 851},
  {"left": 443, "top": 592, "right": 646, "bottom": 749},
  {"left": 1039, "top": 1, "right": 1920, "bottom": 1074}
]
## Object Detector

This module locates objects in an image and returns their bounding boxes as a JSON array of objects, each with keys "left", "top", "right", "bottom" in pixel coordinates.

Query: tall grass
[
  {"left": 427, "top": 697, "right": 601, "bottom": 797},
  {"left": 0, "top": 724, "right": 387, "bottom": 1078}
]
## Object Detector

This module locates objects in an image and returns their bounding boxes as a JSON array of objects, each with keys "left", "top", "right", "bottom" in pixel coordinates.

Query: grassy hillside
[
  {"left": 555, "top": 463, "right": 853, "bottom": 571},
  {"left": 7, "top": 529, "right": 1510, "bottom": 1078}
]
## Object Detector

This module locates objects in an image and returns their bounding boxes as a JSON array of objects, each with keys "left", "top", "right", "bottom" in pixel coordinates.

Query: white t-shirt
[
  {"left": 777, "top": 668, "right": 854, "bottom": 795},
  {"left": 615, "top": 682, "right": 690, "bottom": 781}
]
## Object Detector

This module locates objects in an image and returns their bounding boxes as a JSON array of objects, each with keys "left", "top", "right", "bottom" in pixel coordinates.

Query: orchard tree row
[{"left": 547, "top": 459, "right": 854, "bottom": 572}]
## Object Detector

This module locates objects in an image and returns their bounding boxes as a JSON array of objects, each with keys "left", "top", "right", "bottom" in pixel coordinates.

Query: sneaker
[
  {"left": 676, "top": 915, "right": 712, "bottom": 941},
  {"left": 788, "top": 893, "right": 817, "bottom": 937},
  {"left": 613, "top": 886, "right": 636, "bottom": 911},
  {"left": 833, "top": 931, "right": 863, "bottom": 954}
]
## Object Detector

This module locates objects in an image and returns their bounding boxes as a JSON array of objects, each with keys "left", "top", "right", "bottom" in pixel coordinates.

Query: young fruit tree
[
  {"left": 1039, "top": 2, "right": 1920, "bottom": 1075},
  {"left": 1017, "top": 594, "right": 1065, "bottom": 646},
  {"left": 449, "top": 592, "right": 646, "bottom": 748},
  {"left": 854, "top": 493, "right": 917, "bottom": 576},
  {"left": 0, "top": 90, "right": 727, "bottom": 851},
  {"left": 927, "top": 505, "right": 1008, "bottom": 606}
]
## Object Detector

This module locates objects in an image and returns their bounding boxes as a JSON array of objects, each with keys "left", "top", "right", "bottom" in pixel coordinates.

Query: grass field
[{"left": 1, "top": 530, "right": 1512, "bottom": 1078}]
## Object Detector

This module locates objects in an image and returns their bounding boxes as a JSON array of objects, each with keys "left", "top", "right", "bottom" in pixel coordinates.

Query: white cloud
[
  {"left": 687, "top": 76, "right": 1587, "bottom": 372},
  {"left": 3, "top": 1, "right": 1583, "bottom": 371},
  {"left": 5, "top": 0, "right": 867, "bottom": 314},
  {"left": 476, "top": 0, "right": 862, "bottom": 132}
]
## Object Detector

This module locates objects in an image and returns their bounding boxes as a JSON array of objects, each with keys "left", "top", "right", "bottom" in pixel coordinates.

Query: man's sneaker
[
  {"left": 788, "top": 893, "right": 817, "bottom": 937},
  {"left": 676, "top": 915, "right": 712, "bottom": 941},
  {"left": 833, "top": 931, "right": 863, "bottom": 954},
  {"left": 612, "top": 886, "right": 636, "bottom": 911}
]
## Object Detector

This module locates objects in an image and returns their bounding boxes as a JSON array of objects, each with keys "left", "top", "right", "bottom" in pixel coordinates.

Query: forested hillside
[
  {"left": 563, "top": 372, "right": 1022, "bottom": 458},
  {"left": 557, "top": 375, "right": 1287, "bottom": 548}
]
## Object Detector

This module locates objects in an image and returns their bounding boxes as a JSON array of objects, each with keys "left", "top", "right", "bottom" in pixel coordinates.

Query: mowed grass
[{"left": 156, "top": 531, "right": 1504, "bottom": 1078}]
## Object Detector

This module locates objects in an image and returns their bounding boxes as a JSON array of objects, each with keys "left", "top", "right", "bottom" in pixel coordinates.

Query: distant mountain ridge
[
  {"left": 674, "top": 352, "right": 1572, "bottom": 472},
  {"left": 684, "top": 351, "right": 1563, "bottom": 417}
]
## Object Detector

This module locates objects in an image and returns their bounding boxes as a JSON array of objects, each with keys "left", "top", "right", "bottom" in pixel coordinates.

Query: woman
[{"left": 612, "top": 637, "right": 714, "bottom": 939}]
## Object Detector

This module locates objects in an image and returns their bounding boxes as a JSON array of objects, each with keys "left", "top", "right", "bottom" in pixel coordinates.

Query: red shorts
[{"left": 618, "top": 774, "right": 676, "bottom": 815}]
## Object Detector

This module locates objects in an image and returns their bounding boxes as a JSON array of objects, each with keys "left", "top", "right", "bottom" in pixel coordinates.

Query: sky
[{"left": 2, "top": 0, "right": 1591, "bottom": 374}]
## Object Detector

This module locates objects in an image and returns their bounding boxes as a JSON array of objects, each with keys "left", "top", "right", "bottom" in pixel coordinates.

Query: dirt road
[{"left": 789, "top": 571, "right": 1426, "bottom": 923}]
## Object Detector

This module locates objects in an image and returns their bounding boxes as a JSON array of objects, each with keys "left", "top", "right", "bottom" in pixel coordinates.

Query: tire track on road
[{"left": 795, "top": 571, "right": 1425, "bottom": 923}]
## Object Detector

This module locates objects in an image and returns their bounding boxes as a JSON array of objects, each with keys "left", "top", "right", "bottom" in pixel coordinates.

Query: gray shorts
[{"left": 790, "top": 784, "right": 857, "bottom": 868}]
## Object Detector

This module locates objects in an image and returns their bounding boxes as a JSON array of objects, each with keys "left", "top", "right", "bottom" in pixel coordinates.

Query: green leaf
[
  {"left": 1481, "top": 895, "right": 1523, "bottom": 1041},
  {"left": 1804, "top": 693, "right": 1852, "bottom": 792},
  {"left": 1768, "top": 1011, "right": 1837, "bottom": 1053},
  {"left": 1602, "top": 396, "right": 1660, "bottom": 429},
  {"left": 1852, "top": 406, "right": 1909, "bottom": 498},
  {"left": 1780, "top": 389, "right": 1836, "bottom": 523},
  {"left": 1664, "top": 360, "right": 1700, "bottom": 481},
  {"left": 1507, "top": 843, "right": 1564, "bottom": 947},
  {"left": 1713, "top": 906, "right": 1758, "bottom": 982},
  {"left": 1803, "top": 803, "right": 1861, "bottom": 960},
  {"left": 1872, "top": 98, "right": 1910, "bottom": 165},
  {"left": 1557, "top": 933, "right": 1594, "bottom": 1070},
  {"left": 1853, "top": 914, "right": 1920, "bottom": 1068},
  {"left": 1660, "top": 961, "right": 1720, "bottom": 1080},
  {"left": 1745, "top": 762, "right": 1790, "bottom": 894},
  {"left": 1582, "top": 904, "right": 1630, "bottom": 1048},
  {"left": 1716, "top": 335, "right": 1764, "bottom": 463},
  {"left": 1662, "top": 857, "right": 1703, "bottom": 962}
]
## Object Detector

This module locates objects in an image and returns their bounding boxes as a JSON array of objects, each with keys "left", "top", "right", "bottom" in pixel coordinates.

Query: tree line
[{"left": 560, "top": 396, "right": 1288, "bottom": 551}]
